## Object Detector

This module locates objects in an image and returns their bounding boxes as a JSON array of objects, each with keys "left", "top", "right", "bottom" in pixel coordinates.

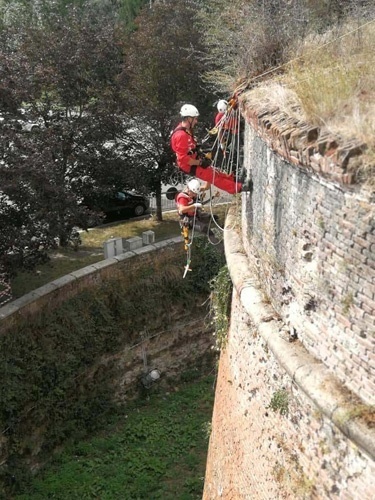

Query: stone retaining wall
[
  {"left": 0, "top": 238, "right": 181, "bottom": 334},
  {"left": 204, "top": 102, "right": 375, "bottom": 498},
  {"left": 0, "top": 236, "right": 217, "bottom": 481}
]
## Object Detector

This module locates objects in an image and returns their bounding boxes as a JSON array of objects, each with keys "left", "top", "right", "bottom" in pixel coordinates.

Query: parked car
[
  {"left": 18, "top": 118, "right": 44, "bottom": 132},
  {"left": 0, "top": 112, "right": 43, "bottom": 132},
  {"left": 85, "top": 190, "right": 150, "bottom": 224}
]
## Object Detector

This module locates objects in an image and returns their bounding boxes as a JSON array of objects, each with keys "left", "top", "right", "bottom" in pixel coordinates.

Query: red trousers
[{"left": 179, "top": 165, "right": 242, "bottom": 195}]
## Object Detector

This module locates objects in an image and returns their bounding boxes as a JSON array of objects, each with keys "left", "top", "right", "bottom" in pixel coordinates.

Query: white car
[{"left": 17, "top": 118, "right": 44, "bottom": 132}]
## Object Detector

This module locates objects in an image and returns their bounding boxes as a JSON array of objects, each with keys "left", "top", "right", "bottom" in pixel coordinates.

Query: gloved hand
[
  {"left": 199, "top": 157, "right": 212, "bottom": 168},
  {"left": 193, "top": 203, "right": 202, "bottom": 208}
]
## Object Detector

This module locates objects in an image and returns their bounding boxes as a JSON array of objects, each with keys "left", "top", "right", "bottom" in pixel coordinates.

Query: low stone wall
[
  {"left": 0, "top": 237, "right": 217, "bottom": 400},
  {"left": 0, "top": 238, "right": 181, "bottom": 334}
]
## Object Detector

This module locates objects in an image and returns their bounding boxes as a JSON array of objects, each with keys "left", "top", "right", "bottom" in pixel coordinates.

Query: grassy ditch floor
[{"left": 15, "top": 374, "right": 215, "bottom": 500}]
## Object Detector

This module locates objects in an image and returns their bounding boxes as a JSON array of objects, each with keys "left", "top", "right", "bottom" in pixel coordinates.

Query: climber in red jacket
[
  {"left": 170, "top": 104, "right": 249, "bottom": 195},
  {"left": 176, "top": 178, "right": 220, "bottom": 244}
]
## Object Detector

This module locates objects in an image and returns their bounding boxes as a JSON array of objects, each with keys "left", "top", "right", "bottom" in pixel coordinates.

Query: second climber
[{"left": 176, "top": 178, "right": 220, "bottom": 243}]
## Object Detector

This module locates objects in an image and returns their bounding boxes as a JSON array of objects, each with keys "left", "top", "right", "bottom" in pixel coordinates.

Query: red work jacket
[
  {"left": 170, "top": 124, "right": 198, "bottom": 173},
  {"left": 176, "top": 191, "right": 196, "bottom": 217}
]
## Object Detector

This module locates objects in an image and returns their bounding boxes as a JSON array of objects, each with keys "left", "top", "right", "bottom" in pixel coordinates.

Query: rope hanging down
[
  {"left": 198, "top": 94, "right": 244, "bottom": 233},
  {"left": 202, "top": 96, "right": 243, "bottom": 177},
  {"left": 181, "top": 205, "right": 198, "bottom": 278},
  {"left": 178, "top": 188, "right": 222, "bottom": 278},
  {"left": 174, "top": 93, "right": 244, "bottom": 276}
]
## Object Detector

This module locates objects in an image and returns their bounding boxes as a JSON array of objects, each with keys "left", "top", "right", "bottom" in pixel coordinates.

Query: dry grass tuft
[
  {"left": 242, "top": 20, "right": 375, "bottom": 182},
  {"left": 249, "top": 21, "right": 375, "bottom": 141},
  {"left": 284, "top": 22, "right": 375, "bottom": 144},
  {"left": 241, "top": 82, "right": 303, "bottom": 122}
]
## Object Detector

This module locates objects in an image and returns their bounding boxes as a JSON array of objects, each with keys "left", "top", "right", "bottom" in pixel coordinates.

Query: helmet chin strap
[{"left": 188, "top": 117, "right": 196, "bottom": 132}]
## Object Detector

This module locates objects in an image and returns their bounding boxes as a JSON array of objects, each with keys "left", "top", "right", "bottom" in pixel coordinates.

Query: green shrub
[{"left": 209, "top": 265, "right": 232, "bottom": 351}]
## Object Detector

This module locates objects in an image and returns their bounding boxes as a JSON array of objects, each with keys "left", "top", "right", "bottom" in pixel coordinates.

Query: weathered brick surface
[
  {"left": 204, "top": 108, "right": 375, "bottom": 497},
  {"left": 242, "top": 124, "right": 375, "bottom": 406},
  {"left": 203, "top": 292, "right": 375, "bottom": 499},
  {"left": 242, "top": 103, "right": 366, "bottom": 186}
]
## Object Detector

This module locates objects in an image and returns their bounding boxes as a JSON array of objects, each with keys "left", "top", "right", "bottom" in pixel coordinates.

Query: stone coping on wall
[
  {"left": 240, "top": 98, "right": 367, "bottom": 186},
  {"left": 0, "top": 236, "right": 182, "bottom": 323},
  {"left": 224, "top": 206, "right": 375, "bottom": 461}
]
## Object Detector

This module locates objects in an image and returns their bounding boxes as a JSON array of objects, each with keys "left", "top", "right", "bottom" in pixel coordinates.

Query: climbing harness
[{"left": 178, "top": 189, "right": 224, "bottom": 277}]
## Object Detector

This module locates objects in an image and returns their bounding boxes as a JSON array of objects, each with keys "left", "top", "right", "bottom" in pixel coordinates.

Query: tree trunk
[
  {"left": 59, "top": 233, "right": 69, "bottom": 247},
  {"left": 155, "top": 181, "right": 163, "bottom": 222}
]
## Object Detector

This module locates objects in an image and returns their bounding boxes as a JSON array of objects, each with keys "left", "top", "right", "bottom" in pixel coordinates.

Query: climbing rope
[
  {"left": 200, "top": 99, "right": 243, "bottom": 235},
  {"left": 178, "top": 93, "right": 245, "bottom": 267},
  {"left": 180, "top": 185, "right": 227, "bottom": 276}
]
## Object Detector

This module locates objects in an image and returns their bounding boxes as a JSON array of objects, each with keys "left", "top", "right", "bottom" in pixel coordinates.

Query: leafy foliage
[
  {"left": 0, "top": 0, "right": 216, "bottom": 279},
  {"left": 118, "top": 0, "right": 215, "bottom": 220},
  {"left": 197, "top": 0, "right": 375, "bottom": 91},
  {"left": 268, "top": 389, "right": 289, "bottom": 416},
  {"left": 0, "top": 4, "right": 129, "bottom": 275},
  {"left": 209, "top": 265, "right": 232, "bottom": 350}
]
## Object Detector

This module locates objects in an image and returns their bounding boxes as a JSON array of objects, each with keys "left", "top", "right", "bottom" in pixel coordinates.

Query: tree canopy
[
  {"left": 117, "top": 0, "right": 213, "bottom": 219},
  {"left": 0, "top": 0, "right": 215, "bottom": 284},
  {"left": 0, "top": 3, "right": 128, "bottom": 277},
  {"left": 2, "top": 0, "right": 369, "bottom": 288}
]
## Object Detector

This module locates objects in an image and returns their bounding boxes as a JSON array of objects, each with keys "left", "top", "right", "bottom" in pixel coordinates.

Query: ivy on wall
[
  {"left": 0, "top": 238, "right": 225, "bottom": 496},
  {"left": 209, "top": 265, "right": 233, "bottom": 351}
]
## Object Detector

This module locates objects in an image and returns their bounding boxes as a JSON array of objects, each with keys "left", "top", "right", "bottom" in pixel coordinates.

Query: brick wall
[
  {"left": 242, "top": 122, "right": 374, "bottom": 406},
  {"left": 204, "top": 291, "right": 375, "bottom": 499},
  {"left": 203, "top": 106, "right": 375, "bottom": 498}
]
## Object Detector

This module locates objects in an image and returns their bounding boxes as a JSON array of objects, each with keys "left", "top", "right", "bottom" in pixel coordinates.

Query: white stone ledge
[
  {"left": 114, "top": 251, "right": 136, "bottom": 262},
  {"left": 91, "top": 259, "right": 119, "bottom": 271},
  {"left": 32, "top": 282, "right": 59, "bottom": 297},
  {"left": 224, "top": 206, "right": 375, "bottom": 460},
  {"left": 132, "top": 245, "right": 155, "bottom": 256},
  {"left": 70, "top": 265, "right": 99, "bottom": 279},
  {"left": 51, "top": 274, "right": 77, "bottom": 288}
]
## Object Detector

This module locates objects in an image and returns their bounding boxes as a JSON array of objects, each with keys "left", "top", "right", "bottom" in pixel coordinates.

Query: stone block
[
  {"left": 114, "top": 238, "right": 123, "bottom": 255},
  {"left": 123, "top": 236, "right": 143, "bottom": 252},
  {"left": 142, "top": 230, "right": 155, "bottom": 245},
  {"left": 104, "top": 238, "right": 124, "bottom": 259}
]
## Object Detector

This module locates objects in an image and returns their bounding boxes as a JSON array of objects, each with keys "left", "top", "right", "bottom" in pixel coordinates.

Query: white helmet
[
  {"left": 217, "top": 99, "right": 228, "bottom": 113},
  {"left": 180, "top": 104, "right": 199, "bottom": 118},
  {"left": 187, "top": 179, "right": 201, "bottom": 194}
]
